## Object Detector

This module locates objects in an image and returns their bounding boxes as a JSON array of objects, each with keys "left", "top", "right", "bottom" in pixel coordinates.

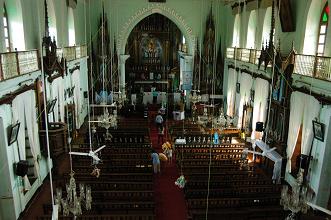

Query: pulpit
[{"left": 39, "top": 122, "right": 68, "bottom": 158}]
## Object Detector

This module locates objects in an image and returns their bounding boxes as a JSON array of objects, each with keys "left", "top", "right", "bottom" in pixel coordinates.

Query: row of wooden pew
[
  {"left": 37, "top": 118, "right": 156, "bottom": 220},
  {"left": 169, "top": 121, "right": 284, "bottom": 220}
]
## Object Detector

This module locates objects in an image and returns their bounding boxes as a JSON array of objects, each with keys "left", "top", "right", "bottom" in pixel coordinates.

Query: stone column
[
  {"left": 179, "top": 52, "right": 193, "bottom": 109},
  {"left": 119, "top": 54, "right": 130, "bottom": 94}
]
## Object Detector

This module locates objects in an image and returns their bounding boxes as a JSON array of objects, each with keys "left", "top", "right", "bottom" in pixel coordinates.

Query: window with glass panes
[
  {"left": 317, "top": 3, "right": 329, "bottom": 56},
  {"left": 3, "top": 3, "right": 11, "bottom": 52}
]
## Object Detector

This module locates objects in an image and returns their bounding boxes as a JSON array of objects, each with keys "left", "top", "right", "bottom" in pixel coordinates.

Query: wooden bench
[
  {"left": 69, "top": 173, "right": 153, "bottom": 182},
  {"left": 37, "top": 215, "right": 155, "bottom": 220}
]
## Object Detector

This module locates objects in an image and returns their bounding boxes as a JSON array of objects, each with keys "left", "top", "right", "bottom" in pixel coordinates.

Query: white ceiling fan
[
  {"left": 69, "top": 145, "right": 106, "bottom": 162},
  {"left": 243, "top": 147, "right": 277, "bottom": 158}
]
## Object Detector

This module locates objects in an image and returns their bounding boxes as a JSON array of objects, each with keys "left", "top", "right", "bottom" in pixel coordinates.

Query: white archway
[
  {"left": 246, "top": 10, "right": 257, "bottom": 48},
  {"left": 302, "top": 0, "right": 328, "bottom": 55},
  {"left": 261, "top": 7, "right": 271, "bottom": 46},
  {"left": 47, "top": 0, "right": 57, "bottom": 41},
  {"left": 117, "top": 4, "right": 195, "bottom": 55},
  {"left": 68, "top": 7, "right": 75, "bottom": 46},
  {"left": 232, "top": 14, "right": 240, "bottom": 47},
  {"left": 5, "top": 0, "right": 25, "bottom": 50}
]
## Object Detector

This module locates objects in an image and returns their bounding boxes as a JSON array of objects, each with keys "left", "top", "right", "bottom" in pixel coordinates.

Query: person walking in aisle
[
  {"left": 151, "top": 149, "right": 160, "bottom": 174},
  {"left": 158, "top": 124, "right": 165, "bottom": 145},
  {"left": 155, "top": 111, "right": 163, "bottom": 129}
]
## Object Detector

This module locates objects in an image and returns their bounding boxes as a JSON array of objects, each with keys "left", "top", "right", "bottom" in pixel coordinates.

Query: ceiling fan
[
  {"left": 243, "top": 147, "right": 277, "bottom": 157},
  {"left": 242, "top": 143, "right": 277, "bottom": 162},
  {"left": 69, "top": 145, "right": 106, "bottom": 162}
]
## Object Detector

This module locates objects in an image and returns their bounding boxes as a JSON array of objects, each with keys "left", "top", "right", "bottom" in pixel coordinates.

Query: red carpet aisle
[{"left": 150, "top": 121, "right": 188, "bottom": 220}]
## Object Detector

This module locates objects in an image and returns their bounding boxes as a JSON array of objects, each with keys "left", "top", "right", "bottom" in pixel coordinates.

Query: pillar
[{"left": 119, "top": 54, "right": 130, "bottom": 94}]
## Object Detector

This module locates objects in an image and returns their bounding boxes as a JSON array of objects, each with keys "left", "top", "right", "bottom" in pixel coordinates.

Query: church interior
[{"left": 0, "top": 0, "right": 331, "bottom": 219}]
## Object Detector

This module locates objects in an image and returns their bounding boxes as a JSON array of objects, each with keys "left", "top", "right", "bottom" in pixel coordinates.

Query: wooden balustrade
[
  {"left": 0, "top": 50, "right": 39, "bottom": 81},
  {"left": 226, "top": 47, "right": 262, "bottom": 65},
  {"left": 0, "top": 45, "right": 87, "bottom": 82},
  {"left": 226, "top": 47, "right": 331, "bottom": 82}
]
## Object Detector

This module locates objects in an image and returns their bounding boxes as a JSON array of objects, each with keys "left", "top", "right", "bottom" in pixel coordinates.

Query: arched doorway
[{"left": 125, "top": 13, "right": 185, "bottom": 106}]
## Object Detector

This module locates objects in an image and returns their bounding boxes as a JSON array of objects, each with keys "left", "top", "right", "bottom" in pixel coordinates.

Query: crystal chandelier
[
  {"left": 212, "top": 108, "right": 227, "bottom": 130},
  {"left": 97, "top": 108, "right": 117, "bottom": 130},
  {"left": 55, "top": 172, "right": 92, "bottom": 217},
  {"left": 189, "top": 91, "right": 201, "bottom": 104},
  {"left": 116, "top": 92, "right": 127, "bottom": 109},
  {"left": 197, "top": 107, "right": 209, "bottom": 126},
  {"left": 280, "top": 169, "right": 313, "bottom": 220}
]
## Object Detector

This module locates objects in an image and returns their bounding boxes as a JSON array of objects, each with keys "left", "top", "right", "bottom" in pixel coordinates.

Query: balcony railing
[
  {"left": 226, "top": 47, "right": 263, "bottom": 66},
  {"left": 294, "top": 54, "right": 331, "bottom": 81},
  {"left": 0, "top": 50, "right": 39, "bottom": 81},
  {"left": 226, "top": 47, "right": 331, "bottom": 82},
  {"left": 0, "top": 45, "right": 88, "bottom": 82}
]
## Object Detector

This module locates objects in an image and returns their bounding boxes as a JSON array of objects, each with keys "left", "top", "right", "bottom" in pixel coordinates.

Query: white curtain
[
  {"left": 237, "top": 72, "right": 253, "bottom": 128},
  {"left": 72, "top": 69, "right": 81, "bottom": 128},
  {"left": 251, "top": 78, "right": 269, "bottom": 139},
  {"left": 24, "top": 90, "right": 41, "bottom": 178},
  {"left": 286, "top": 92, "right": 305, "bottom": 172},
  {"left": 226, "top": 68, "right": 238, "bottom": 117},
  {"left": 301, "top": 95, "right": 320, "bottom": 155},
  {"left": 12, "top": 93, "right": 31, "bottom": 190}
]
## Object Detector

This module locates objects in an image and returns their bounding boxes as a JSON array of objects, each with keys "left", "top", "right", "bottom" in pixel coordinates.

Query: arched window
[
  {"left": 3, "top": 3, "right": 11, "bottom": 52},
  {"left": 317, "top": 3, "right": 329, "bottom": 56},
  {"left": 68, "top": 8, "right": 75, "bottom": 46}
]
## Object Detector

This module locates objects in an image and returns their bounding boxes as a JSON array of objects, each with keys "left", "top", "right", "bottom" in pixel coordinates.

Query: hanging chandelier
[
  {"left": 189, "top": 90, "right": 201, "bottom": 104},
  {"left": 54, "top": 172, "right": 92, "bottom": 217},
  {"left": 97, "top": 108, "right": 117, "bottom": 129},
  {"left": 116, "top": 92, "right": 127, "bottom": 109},
  {"left": 280, "top": 169, "right": 313, "bottom": 220},
  {"left": 212, "top": 108, "right": 227, "bottom": 130}
]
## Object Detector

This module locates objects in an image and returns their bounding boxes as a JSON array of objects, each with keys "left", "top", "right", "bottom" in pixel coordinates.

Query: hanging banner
[{"left": 182, "top": 71, "right": 192, "bottom": 90}]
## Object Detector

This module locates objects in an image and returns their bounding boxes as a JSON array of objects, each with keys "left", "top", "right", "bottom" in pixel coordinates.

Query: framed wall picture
[
  {"left": 250, "top": 89, "right": 255, "bottom": 102},
  {"left": 312, "top": 120, "right": 324, "bottom": 142},
  {"left": 47, "top": 99, "right": 57, "bottom": 114},
  {"left": 8, "top": 122, "right": 20, "bottom": 145},
  {"left": 236, "top": 83, "right": 240, "bottom": 93}
]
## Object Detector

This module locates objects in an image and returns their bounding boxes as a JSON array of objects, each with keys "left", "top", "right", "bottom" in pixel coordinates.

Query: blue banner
[{"left": 182, "top": 71, "right": 192, "bottom": 90}]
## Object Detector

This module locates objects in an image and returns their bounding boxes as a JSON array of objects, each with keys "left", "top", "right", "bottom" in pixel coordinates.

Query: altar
[
  {"left": 173, "top": 111, "right": 185, "bottom": 120},
  {"left": 142, "top": 91, "right": 167, "bottom": 105}
]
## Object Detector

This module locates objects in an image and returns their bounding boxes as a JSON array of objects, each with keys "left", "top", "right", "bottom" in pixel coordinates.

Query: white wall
[
  {"left": 309, "top": 105, "right": 331, "bottom": 208},
  {"left": 0, "top": 55, "right": 88, "bottom": 219},
  {"left": 0, "top": 71, "right": 48, "bottom": 219}
]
